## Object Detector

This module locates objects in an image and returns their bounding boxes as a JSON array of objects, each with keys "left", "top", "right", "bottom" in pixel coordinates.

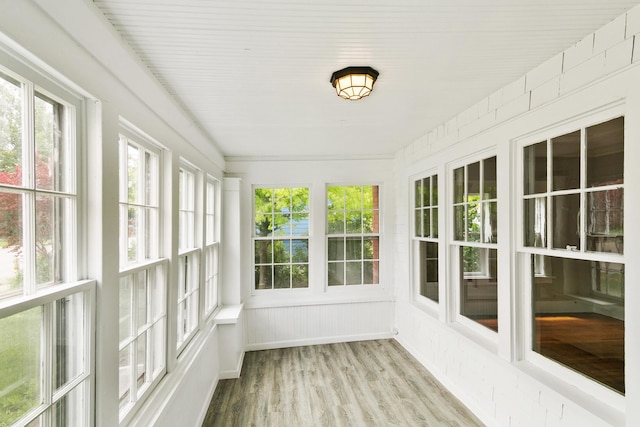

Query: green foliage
[{"left": 0, "top": 308, "right": 41, "bottom": 426}]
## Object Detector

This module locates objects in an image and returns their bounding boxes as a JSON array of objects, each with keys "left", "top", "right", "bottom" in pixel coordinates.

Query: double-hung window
[
  {"left": 203, "top": 177, "right": 220, "bottom": 316},
  {"left": 452, "top": 156, "right": 498, "bottom": 332},
  {"left": 521, "top": 116, "right": 624, "bottom": 395},
  {"left": 177, "top": 163, "right": 200, "bottom": 350},
  {"left": 413, "top": 175, "right": 439, "bottom": 302},
  {"left": 117, "top": 131, "right": 167, "bottom": 418},
  {"left": 327, "top": 185, "right": 380, "bottom": 286},
  {"left": 0, "top": 64, "right": 91, "bottom": 426},
  {"left": 253, "top": 187, "right": 309, "bottom": 290}
]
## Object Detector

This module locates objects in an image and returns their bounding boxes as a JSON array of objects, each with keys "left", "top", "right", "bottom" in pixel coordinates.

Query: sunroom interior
[{"left": 1, "top": 0, "right": 639, "bottom": 426}]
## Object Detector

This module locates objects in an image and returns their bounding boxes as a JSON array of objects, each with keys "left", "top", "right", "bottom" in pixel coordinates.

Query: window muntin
[
  {"left": 453, "top": 156, "right": 498, "bottom": 331},
  {"left": 413, "top": 175, "right": 439, "bottom": 303},
  {"left": 521, "top": 116, "right": 625, "bottom": 395},
  {"left": 118, "top": 133, "right": 166, "bottom": 417},
  {"left": 203, "top": 178, "right": 220, "bottom": 316},
  {"left": 0, "top": 75, "right": 76, "bottom": 300},
  {"left": 254, "top": 187, "right": 309, "bottom": 290},
  {"left": 327, "top": 185, "right": 379, "bottom": 287},
  {"left": 177, "top": 164, "right": 200, "bottom": 350}
]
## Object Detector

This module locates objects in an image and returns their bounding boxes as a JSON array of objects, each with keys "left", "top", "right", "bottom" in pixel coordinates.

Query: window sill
[
  {"left": 243, "top": 293, "right": 395, "bottom": 310},
  {"left": 214, "top": 304, "right": 243, "bottom": 325}
]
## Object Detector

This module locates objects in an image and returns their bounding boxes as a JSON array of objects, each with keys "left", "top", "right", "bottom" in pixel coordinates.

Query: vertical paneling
[{"left": 245, "top": 301, "right": 393, "bottom": 350}]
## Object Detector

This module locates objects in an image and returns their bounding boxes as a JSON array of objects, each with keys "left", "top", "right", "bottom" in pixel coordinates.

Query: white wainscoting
[{"left": 245, "top": 300, "right": 394, "bottom": 350}]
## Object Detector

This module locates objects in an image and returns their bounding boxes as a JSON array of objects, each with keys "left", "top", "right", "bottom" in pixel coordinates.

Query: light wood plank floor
[{"left": 202, "top": 339, "right": 484, "bottom": 426}]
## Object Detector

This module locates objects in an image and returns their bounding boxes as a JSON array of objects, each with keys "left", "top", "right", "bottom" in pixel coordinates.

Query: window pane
[
  {"left": 345, "top": 237, "right": 362, "bottom": 260},
  {"left": 328, "top": 211, "right": 344, "bottom": 234},
  {"left": 52, "top": 383, "right": 85, "bottom": 427},
  {"left": 254, "top": 188, "right": 273, "bottom": 213},
  {"left": 291, "top": 239, "right": 308, "bottom": 262},
  {"left": 291, "top": 213, "right": 308, "bottom": 236},
  {"left": 255, "top": 265, "right": 272, "bottom": 289},
  {"left": 483, "top": 156, "right": 497, "bottom": 200},
  {"left": 35, "top": 94, "right": 66, "bottom": 192},
  {"left": 0, "top": 74, "right": 22, "bottom": 188},
  {"left": 363, "top": 260, "right": 379, "bottom": 284},
  {"left": 273, "top": 240, "right": 291, "bottom": 263},
  {"left": 363, "top": 237, "right": 378, "bottom": 260},
  {"left": 328, "top": 262, "right": 344, "bottom": 286},
  {"left": 552, "top": 193, "right": 581, "bottom": 250},
  {"left": 119, "top": 345, "right": 131, "bottom": 410},
  {"left": 524, "top": 197, "right": 547, "bottom": 248},
  {"left": 524, "top": 141, "right": 547, "bottom": 195},
  {"left": 432, "top": 207, "right": 438, "bottom": 238},
  {"left": 0, "top": 307, "right": 41, "bottom": 426},
  {"left": 345, "top": 211, "right": 362, "bottom": 234},
  {"left": 36, "top": 194, "right": 66, "bottom": 287},
  {"left": 454, "top": 205, "right": 465, "bottom": 241},
  {"left": 552, "top": 130, "right": 580, "bottom": 191},
  {"left": 362, "top": 186, "right": 377, "bottom": 210},
  {"left": 119, "top": 276, "right": 133, "bottom": 343},
  {"left": 414, "top": 180, "right": 421, "bottom": 208},
  {"left": 460, "top": 247, "right": 498, "bottom": 332},
  {"left": 127, "top": 144, "right": 139, "bottom": 204},
  {"left": 586, "top": 117, "right": 623, "bottom": 187},
  {"left": 414, "top": 209, "right": 422, "bottom": 237},
  {"left": 136, "top": 271, "right": 148, "bottom": 330},
  {"left": 327, "top": 186, "right": 345, "bottom": 211},
  {"left": 482, "top": 201, "right": 497, "bottom": 244},
  {"left": 0, "top": 190, "right": 23, "bottom": 298},
  {"left": 255, "top": 240, "right": 272, "bottom": 265},
  {"left": 466, "top": 203, "right": 480, "bottom": 242},
  {"left": 291, "top": 188, "right": 309, "bottom": 212},
  {"left": 54, "top": 292, "right": 84, "bottom": 391},
  {"left": 421, "top": 178, "right": 430, "bottom": 207},
  {"left": 274, "top": 188, "right": 291, "bottom": 213},
  {"left": 328, "top": 237, "right": 344, "bottom": 261},
  {"left": 127, "top": 206, "right": 138, "bottom": 263},
  {"left": 422, "top": 208, "right": 430, "bottom": 238},
  {"left": 432, "top": 175, "right": 438, "bottom": 206},
  {"left": 532, "top": 256, "right": 624, "bottom": 393},
  {"left": 136, "top": 333, "right": 147, "bottom": 389},
  {"left": 272, "top": 213, "right": 291, "bottom": 236},
  {"left": 453, "top": 167, "right": 464, "bottom": 203},
  {"left": 255, "top": 213, "right": 273, "bottom": 237},
  {"left": 419, "top": 241, "right": 438, "bottom": 303},
  {"left": 151, "top": 321, "right": 165, "bottom": 375},
  {"left": 587, "top": 189, "right": 623, "bottom": 254},
  {"left": 466, "top": 162, "right": 480, "bottom": 201},
  {"left": 346, "top": 262, "right": 362, "bottom": 285},
  {"left": 274, "top": 265, "right": 290, "bottom": 289},
  {"left": 292, "top": 265, "right": 308, "bottom": 288}
]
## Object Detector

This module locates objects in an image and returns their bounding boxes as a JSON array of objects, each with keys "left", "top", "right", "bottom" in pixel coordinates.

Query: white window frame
[
  {"left": 176, "top": 162, "right": 201, "bottom": 353},
  {"left": 0, "top": 55, "right": 92, "bottom": 427},
  {"left": 326, "top": 184, "right": 381, "bottom": 288},
  {"left": 448, "top": 152, "right": 499, "bottom": 340},
  {"left": 411, "top": 172, "right": 440, "bottom": 306},
  {"left": 252, "top": 185, "right": 311, "bottom": 292},
  {"left": 515, "top": 105, "right": 626, "bottom": 407},
  {"left": 203, "top": 177, "right": 220, "bottom": 318},
  {"left": 117, "top": 127, "right": 167, "bottom": 422}
]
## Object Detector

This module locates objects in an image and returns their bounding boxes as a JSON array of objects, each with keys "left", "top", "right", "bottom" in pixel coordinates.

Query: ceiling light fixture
[{"left": 330, "top": 66, "right": 379, "bottom": 101}]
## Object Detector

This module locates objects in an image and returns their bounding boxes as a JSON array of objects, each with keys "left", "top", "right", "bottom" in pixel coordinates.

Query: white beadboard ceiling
[{"left": 93, "top": 0, "right": 639, "bottom": 159}]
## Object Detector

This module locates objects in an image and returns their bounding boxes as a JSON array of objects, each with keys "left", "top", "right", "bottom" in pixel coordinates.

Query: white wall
[
  {"left": 392, "top": 7, "right": 640, "bottom": 426},
  {"left": 227, "top": 158, "right": 396, "bottom": 349}
]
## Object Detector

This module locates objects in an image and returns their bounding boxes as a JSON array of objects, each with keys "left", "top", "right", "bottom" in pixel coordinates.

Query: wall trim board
[
  {"left": 219, "top": 351, "right": 246, "bottom": 380},
  {"left": 245, "top": 332, "right": 394, "bottom": 352}
]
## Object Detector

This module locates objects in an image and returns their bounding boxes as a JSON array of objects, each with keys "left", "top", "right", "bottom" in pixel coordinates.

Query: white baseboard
[
  {"left": 195, "top": 375, "right": 219, "bottom": 427},
  {"left": 219, "top": 350, "right": 245, "bottom": 379},
  {"left": 245, "top": 332, "right": 394, "bottom": 351}
]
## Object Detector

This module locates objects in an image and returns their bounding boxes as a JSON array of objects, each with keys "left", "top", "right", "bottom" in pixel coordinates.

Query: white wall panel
[{"left": 245, "top": 301, "right": 394, "bottom": 350}]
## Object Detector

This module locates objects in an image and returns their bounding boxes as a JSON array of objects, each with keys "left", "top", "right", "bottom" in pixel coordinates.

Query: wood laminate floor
[{"left": 202, "top": 339, "right": 484, "bottom": 427}]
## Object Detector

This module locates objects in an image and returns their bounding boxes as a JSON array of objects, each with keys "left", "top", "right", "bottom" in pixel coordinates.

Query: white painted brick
[
  {"left": 502, "top": 76, "right": 527, "bottom": 104},
  {"left": 530, "top": 76, "right": 560, "bottom": 109},
  {"left": 560, "top": 53, "right": 605, "bottom": 94},
  {"left": 496, "top": 92, "right": 530, "bottom": 122},
  {"left": 539, "top": 391, "right": 564, "bottom": 419},
  {"left": 488, "top": 88, "right": 503, "bottom": 110},
  {"left": 563, "top": 34, "right": 594, "bottom": 71},
  {"left": 457, "top": 104, "right": 478, "bottom": 127},
  {"left": 458, "top": 110, "right": 497, "bottom": 140},
  {"left": 561, "top": 404, "right": 610, "bottom": 427},
  {"left": 477, "top": 97, "right": 489, "bottom": 116},
  {"left": 526, "top": 53, "right": 563, "bottom": 91},
  {"left": 593, "top": 15, "right": 626, "bottom": 55},
  {"left": 634, "top": 35, "right": 640, "bottom": 63},
  {"left": 627, "top": 4, "right": 640, "bottom": 38},
  {"left": 604, "top": 38, "right": 633, "bottom": 75},
  {"left": 445, "top": 116, "right": 457, "bottom": 135}
]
